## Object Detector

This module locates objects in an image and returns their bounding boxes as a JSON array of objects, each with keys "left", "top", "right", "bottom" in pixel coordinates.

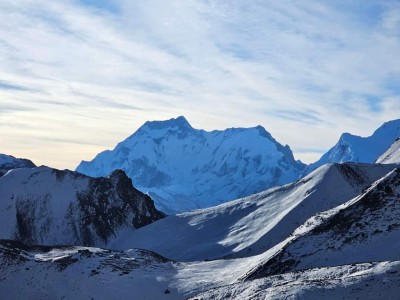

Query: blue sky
[{"left": 0, "top": 0, "right": 399, "bottom": 168}]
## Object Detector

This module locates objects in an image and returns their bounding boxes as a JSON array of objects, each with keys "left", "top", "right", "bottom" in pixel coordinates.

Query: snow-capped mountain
[
  {"left": 110, "top": 163, "right": 395, "bottom": 261},
  {"left": 376, "top": 138, "right": 400, "bottom": 164},
  {"left": 0, "top": 153, "right": 36, "bottom": 176},
  {"left": 76, "top": 116, "right": 306, "bottom": 214},
  {"left": 0, "top": 167, "right": 163, "bottom": 247},
  {"left": 304, "top": 119, "right": 400, "bottom": 175},
  {"left": 243, "top": 167, "right": 400, "bottom": 280}
]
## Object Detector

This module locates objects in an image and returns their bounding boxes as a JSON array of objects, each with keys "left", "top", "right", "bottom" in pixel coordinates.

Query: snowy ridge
[
  {"left": 304, "top": 119, "right": 400, "bottom": 175},
  {"left": 191, "top": 261, "right": 400, "bottom": 300},
  {"left": 242, "top": 167, "right": 400, "bottom": 280},
  {"left": 376, "top": 137, "right": 400, "bottom": 164},
  {"left": 76, "top": 116, "right": 305, "bottom": 214},
  {"left": 0, "top": 153, "right": 36, "bottom": 176},
  {"left": 110, "top": 163, "right": 395, "bottom": 261},
  {"left": 0, "top": 167, "right": 163, "bottom": 247}
]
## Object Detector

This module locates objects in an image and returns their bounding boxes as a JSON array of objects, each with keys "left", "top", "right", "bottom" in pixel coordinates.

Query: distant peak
[{"left": 140, "top": 116, "right": 193, "bottom": 132}]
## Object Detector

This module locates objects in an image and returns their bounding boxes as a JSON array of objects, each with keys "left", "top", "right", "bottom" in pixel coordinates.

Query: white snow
[{"left": 376, "top": 138, "right": 400, "bottom": 164}]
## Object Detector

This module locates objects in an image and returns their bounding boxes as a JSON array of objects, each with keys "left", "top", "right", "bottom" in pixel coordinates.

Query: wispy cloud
[
  {"left": 0, "top": 0, "right": 399, "bottom": 168},
  {"left": 0, "top": 81, "right": 32, "bottom": 91},
  {"left": 265, "top": 109, "right": 325, "bottom": 125}
]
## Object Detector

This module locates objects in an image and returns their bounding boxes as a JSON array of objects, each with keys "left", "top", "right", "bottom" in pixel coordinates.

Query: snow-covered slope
[
  {"left": 76, "top": 116, "right": 305, "bottom": 214},
  {"left": 0, "top": 240, "right": 178, "bottom": 300},
  {"left": 0, "top": 238, "right": 277, "bottom": 300},
  {"left": 0, "top": 153, "right": 35, "bottom": 176},
  {"left": 192, "top": 261, "right": 400, "bottom": 300},
  {"left": 0, "top": 167, "right": 163, "bottom": 247},
  {"left": 2, "top": 239, "right": 399, "bottom": 300},
  {"left": 304, "top": 119, "right": 400, "bottom": 175},
  {"left": 243, "top": 167, "right": 400, "bottom": 280},
  {"left": 376, "top": 137, "right": 400, "bottom": 164},
  {"left": 110, "top": 163, "right": 395, "bottom": 261}
]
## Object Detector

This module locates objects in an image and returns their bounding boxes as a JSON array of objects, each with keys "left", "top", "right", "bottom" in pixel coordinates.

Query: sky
[{"left": 1, "top": 0, "right": 400, "bottom": 169}]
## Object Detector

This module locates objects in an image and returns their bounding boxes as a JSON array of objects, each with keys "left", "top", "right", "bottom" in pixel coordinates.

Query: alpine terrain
[
  {"left": 1, "top": 164, "right": 399, "bottom": 299},
  {"left": 77, "top": 116, "right": 305, "bottom": 214},
  {"left": 1, "top": 119, "right": 400, "bottom": 300}
]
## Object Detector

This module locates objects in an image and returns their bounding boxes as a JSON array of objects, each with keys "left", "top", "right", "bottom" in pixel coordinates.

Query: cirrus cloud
[{"left": 0, "top": 0, "right": 399, "bottom": 168}]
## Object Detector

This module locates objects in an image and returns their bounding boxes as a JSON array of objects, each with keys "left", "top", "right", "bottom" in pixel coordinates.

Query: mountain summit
[{"left": 76, "top": 116, "right": 306, "bottom": 214}]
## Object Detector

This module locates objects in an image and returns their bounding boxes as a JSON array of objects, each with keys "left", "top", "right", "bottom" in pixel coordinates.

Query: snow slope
[
  {"left": 110, "top": 163, "right": 395, "bottom": 261},
  {"left": 0, "top": 238, "right": 277, "bottom": 300},
  {"left": 0, "top": 167, "right": 163, "bottom": 247},
  {"left": 376, "top": 138, "right": 400, "bottom": 164},
  {"left": 2, "top": 240, "right": 399, "bottom": 300},
  {"left": 304, "top": 119, "right": 400, "bottom": 175},
  {"left": 192, "top": 261, "right": 400, "bottom": 300},
  {"left": 243, "top": 167, "right": 400, "bottom": 280},
  {"left": 76, "top": 116, "right": 305, "bottom": 214},
  {"left": 0, "top": 153, "right": 35, "bottom": 176}
]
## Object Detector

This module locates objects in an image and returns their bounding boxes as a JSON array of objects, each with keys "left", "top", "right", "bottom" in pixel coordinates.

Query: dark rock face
[{"left": 75, "top": 170, "right": 164, "bottom": 245}]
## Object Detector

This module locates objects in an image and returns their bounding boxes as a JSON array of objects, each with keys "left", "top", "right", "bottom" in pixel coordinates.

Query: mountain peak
[{"left": 140, "top": 116, "right": 193, "bottom": 132}]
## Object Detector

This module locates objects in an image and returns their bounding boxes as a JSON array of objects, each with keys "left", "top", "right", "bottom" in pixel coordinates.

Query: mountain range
[
  {"left": 77, "top": 117, "right": 400, "bottom": 214},
  {"left": 1, "top": 161, "right": 400, "bottom": 299},
  {"left": 1, "top": 117, "right": 400, "bottom": 299}
]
